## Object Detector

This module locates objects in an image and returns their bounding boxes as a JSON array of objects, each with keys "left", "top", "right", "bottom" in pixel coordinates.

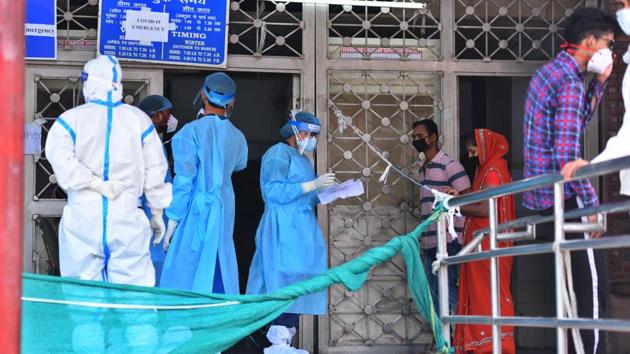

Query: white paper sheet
[
  {"left": 318, "top": 179, "right": 365, "bottom": 205},
  {"left": 124, "top": 10, "right": 170, "bottom": 43},
  {"left": 24, "top": 123, "right": 42, "bottom": 155}
]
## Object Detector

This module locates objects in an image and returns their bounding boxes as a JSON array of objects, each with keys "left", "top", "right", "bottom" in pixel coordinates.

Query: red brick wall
[{"left": 601, "top": 4, "right": 630, "bottom": 290}]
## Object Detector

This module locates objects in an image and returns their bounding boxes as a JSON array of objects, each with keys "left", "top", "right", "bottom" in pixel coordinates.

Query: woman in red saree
[{"left": 451, "top": 129, "right": 517, "bottom": 354}]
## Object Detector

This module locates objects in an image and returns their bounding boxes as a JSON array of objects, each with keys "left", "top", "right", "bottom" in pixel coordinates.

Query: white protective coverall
[
  {"left": 591, "top": 49, "right": 630, "bottom": 196},
  {"left": 45, "top": 55, "right": 172, "bottom": 286}
]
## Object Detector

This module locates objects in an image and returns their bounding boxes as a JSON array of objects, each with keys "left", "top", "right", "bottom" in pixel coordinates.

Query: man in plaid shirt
[{"left": 523, "top": 7, "right": 617, "bottom": 354}]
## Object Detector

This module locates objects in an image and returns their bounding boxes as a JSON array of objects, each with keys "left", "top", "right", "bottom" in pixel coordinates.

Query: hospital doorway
[
  {"left": 164, "top": 71, "right": 296, "bottom": 353},
  {"left": 458, "top": 76, "right": 556, "bottom": 353}
]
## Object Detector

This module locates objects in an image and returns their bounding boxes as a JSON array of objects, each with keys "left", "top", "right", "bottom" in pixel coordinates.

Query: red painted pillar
[{"left": 0, "top": 0, "right": 25, "bottom": 353}]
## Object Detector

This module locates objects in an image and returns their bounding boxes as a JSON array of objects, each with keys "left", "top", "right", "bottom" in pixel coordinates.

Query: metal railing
[{"left": 433, "top": 155, "right": 630, "bottom": 354}]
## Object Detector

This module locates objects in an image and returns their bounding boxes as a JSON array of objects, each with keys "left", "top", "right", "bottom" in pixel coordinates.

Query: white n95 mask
[
  {"left": 618, "top": 8, "right": 630, "bottom": 35},
  {"left": 297, "top": 137, "right": 317, "bottom": 154},
  {"left": 587, "top": 48, "right": 613, "bottom": 74},
  {"left": 167, "top": 114, "right": 178, "bottom": 133}
]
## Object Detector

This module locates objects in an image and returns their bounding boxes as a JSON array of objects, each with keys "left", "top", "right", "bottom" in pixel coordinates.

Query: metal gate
[
  {"left": 23, "top": 0, "right": 600, "bottom": 352},
  {"left": 315, "top": 0, "right": 593, "bottom": 352}
]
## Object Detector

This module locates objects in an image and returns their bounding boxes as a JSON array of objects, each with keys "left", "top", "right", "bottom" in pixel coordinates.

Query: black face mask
[
  {"left": 412, "top": 138, "right": 429, "bottom": 153},
  {"left": 469, "top": 156, "right": 479, "bottom": 166}
]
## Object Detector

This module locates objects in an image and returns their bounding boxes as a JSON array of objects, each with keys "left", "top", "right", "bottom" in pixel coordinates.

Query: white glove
[
  {"left": 163, "top": 220, "right": 179, "bottom": 251},
  {"left": 88, "top": 177, "right": 125, "bottom": 200},
  {"left": 301, "top": 173, "right": 336, "bottom": 193},
  {"left": 150, "top": 209, "right": 166, "bottom": 246}
]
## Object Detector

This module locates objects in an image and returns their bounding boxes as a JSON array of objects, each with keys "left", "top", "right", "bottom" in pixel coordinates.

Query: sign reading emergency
[
  {"left": 124, "top": 10, "right": 171, "bottom": 43},
  {"left": 98, "top": 0, "right": 228, "bottom": 67},
  {"left": 25, "top": 0, "right": 56, "bottom": 60}
]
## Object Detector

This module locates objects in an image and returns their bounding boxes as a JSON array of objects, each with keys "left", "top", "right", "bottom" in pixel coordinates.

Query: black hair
[
  {"left": 462, "top": 134, "right": 476, "bottom": 148},
  {"left": 412, "top": 119, "right": 438, "bottom": 138},
  {"left": 206, "top": 100, "right": 225, "bottom": 110},
  {"left": 563, "top": 7, "right": 618, "bottom": 45}
]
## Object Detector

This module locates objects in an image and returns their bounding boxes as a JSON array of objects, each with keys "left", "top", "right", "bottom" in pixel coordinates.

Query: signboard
[
  {"left": 340, "top": 47, "right": 422, "bottom": 60},
  {"left": 98, "top": 0, "right": 228, "bottom": 67},
  {"left": 25, "top": 0, "right": 57, "bottom": 60},
  {"left": 58, "top": 38, "right": 97, "bottom": 51}
]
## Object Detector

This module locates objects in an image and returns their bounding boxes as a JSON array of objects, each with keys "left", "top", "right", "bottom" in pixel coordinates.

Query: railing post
[
  {"left": 489, "top": 197, "right": 502, "bottom": 354},
  {"left": 554, "top": 182, "right": 567, "bottom": 353},
  {"left": 437, "top": 214, "right": 450, "bottom": 344}
]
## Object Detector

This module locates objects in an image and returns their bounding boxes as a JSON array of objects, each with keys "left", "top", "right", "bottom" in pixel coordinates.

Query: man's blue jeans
[{"left": 422, "top": 242, "right": 462, "bottom": 315}]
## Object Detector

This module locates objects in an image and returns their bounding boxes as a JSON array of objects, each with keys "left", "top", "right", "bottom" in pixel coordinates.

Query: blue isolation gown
[
  {"left": 141, "top": 146, "right": 172, "bottom": 286},
  {"left": 160, "top": 114, "right": 248, "bottom": 294},
  {"left": 246, "top": 142, "right": 327, "bottom": 315}
]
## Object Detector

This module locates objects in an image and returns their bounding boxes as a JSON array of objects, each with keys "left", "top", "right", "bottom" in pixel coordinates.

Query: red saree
[{"left": 454, "top": 129, "right": 516, "bottom": 354}]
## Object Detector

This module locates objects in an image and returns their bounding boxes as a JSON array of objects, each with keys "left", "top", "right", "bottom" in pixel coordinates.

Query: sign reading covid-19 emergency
[
  {"left": 25, "top": 0, "right": 57, "bottom": 60},
  {"left": 98, "top": 0, "right": 228, "bottom": 67}
]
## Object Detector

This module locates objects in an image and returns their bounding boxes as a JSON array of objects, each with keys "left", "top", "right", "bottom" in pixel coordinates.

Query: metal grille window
[
  {"left": 326, "top": 70, "right": 441, "bottom": 346},
  {"left": 229, "top": 0, "right": 303, "bottom": 57},
  {"left": 57, "top": 0, "right": 99, "bottom": 50},
  {"left": 32, "top": 75, "right": 149, "bottom": 201},
  {"left": 328, "top": 1, "right": 441, "bottom": 60},
  {"left": 455, "top": 0, "right": 586, "bottom": 61}
]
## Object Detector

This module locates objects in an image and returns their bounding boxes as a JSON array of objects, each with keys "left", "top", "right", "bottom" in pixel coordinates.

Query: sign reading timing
[
  {"left": 25, "top": 0, "right": 57, "bottom": 60},
  {"left": 98, "top": 0, "right": 228, "bottom": 67}
]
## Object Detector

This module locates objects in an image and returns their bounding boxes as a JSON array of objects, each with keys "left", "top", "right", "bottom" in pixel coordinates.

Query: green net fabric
[{"left": 22, "top": 207, "right": 451, "bottom": 353}]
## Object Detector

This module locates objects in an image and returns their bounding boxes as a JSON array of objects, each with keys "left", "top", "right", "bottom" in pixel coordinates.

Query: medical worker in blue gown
[
  {"left": 137, "top": 95, "right": 178, "bottom": 285},
  {"left": 246, "top": 111, "right": 335, "bottom": 353},
  {"left": 160, "top": 72, "right": 248, "bottom": 295}
]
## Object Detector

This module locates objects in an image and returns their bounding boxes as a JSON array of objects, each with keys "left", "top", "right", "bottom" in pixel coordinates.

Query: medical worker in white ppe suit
[{"left": 45, "top": 55, "right": 172, "bottom": 286}]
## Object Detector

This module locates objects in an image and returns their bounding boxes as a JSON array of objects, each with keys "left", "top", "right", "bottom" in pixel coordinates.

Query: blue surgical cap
[
  {"left": 138, "top": 95, "right": 173, "bottom": 117},
  {"left": 198, "top": 72, "right": 236, "bottom": 107},
  {"left": 280, "top": 111, "right": 321, "bottom": 139}
]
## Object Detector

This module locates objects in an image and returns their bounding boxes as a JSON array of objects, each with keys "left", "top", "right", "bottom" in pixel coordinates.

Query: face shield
[
  {"left": 192, "top": 72, "right": 236, "bottom": 118},
  {"left": 290, "top": 120, "right": 321, "bottom": 154}
]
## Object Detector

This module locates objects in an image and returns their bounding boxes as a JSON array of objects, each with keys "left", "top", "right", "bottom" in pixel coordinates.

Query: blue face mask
[{"left": 297, "top": 137, "right": 317, "bottom": 153}]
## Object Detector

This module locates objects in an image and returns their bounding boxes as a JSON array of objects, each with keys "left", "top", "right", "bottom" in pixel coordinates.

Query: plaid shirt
[{"left": 523, "top": 51, "right": 603, "bottom": 210}]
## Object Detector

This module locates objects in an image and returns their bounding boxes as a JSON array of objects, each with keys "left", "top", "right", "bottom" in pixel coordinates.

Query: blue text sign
[
  {"left": 99, "top": 0, "right": 228, "bottom": 67},
  {"left": 25, "top": 0, "right": 57, "bottom": 60}
]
